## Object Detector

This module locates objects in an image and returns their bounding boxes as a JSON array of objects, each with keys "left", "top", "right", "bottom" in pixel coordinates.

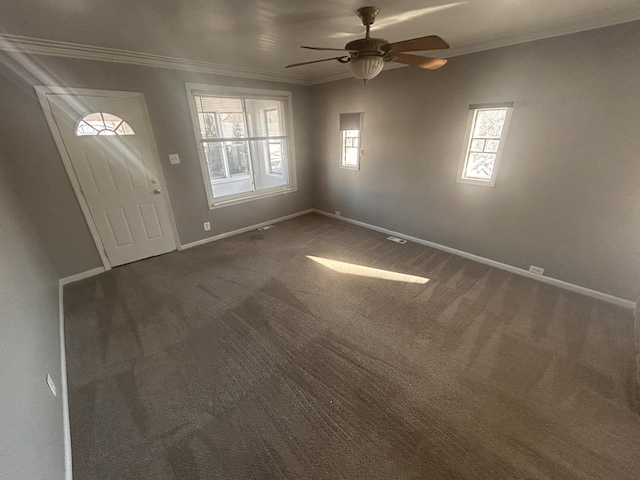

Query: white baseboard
[
  {"left": 58, "top": 286, "right": 73, "bottom": 480},
  {"left": 313, "top": 209, "right": 636, "bottom": 309},
  {"left": 180, "top": 209, "right": 314, "bottom": 250},
  {"left": 59, "top": 266, "right": 106, "bottom": 286},
  {"left": 58, "top": 263, "right": 106, "bottom": 480}
]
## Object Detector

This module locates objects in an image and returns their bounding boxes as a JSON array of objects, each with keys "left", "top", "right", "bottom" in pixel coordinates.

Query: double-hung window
[
  {"left": 457, "top": 102, "right": 514, "bottom": 186},
  {"left": 186, "top": 84, "right": 296, "bottom": 208}
]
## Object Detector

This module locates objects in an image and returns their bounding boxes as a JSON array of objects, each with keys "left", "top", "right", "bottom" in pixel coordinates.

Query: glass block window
[
  {"left": 76, "top": 112, "right": 135, "bottom": 136},
  {"left": 186, "top": 83, "right": 296, "bottom": 208},
  {"left": 458, "top": 103, "right": 513, "bottom": 186}
]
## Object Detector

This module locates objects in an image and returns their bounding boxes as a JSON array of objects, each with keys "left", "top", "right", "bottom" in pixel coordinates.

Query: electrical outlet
[
  {"left": 46, "top": 374, "right": 57, "bottom": 396},
  {"left": 529, "top": 265, "right": 545, "bottom": 275},
  {"left": 203, "top": 222, "right": 211, "bottom": 231},
  {"left": 387, "top": 236, "right": 407, "bottom": 244},
  {"left": 169, "top": 154, "right": 180, "bottom": 164},
  {"left": 335, "top": 211, "right": 341, "bottom": 216}
]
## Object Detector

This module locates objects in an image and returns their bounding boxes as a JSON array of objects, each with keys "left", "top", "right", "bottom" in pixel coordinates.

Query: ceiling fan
[{"left": 285, "top": 6, "right": 450, "bottom": 83}]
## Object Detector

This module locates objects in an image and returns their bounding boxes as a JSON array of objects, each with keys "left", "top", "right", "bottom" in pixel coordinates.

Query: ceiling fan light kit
[
  {"left": 285, "top": 6, "right": 450, "bottom": 84},
  {"left": 349, "top": 56, "right": 384, "bottom": 83}
]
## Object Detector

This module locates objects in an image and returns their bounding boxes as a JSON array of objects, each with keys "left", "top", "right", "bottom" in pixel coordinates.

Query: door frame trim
[{"left": 35, "top": 86, "right": 180, "bottom": 270}]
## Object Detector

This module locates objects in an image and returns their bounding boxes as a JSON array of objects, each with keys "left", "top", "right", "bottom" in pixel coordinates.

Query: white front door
[{"left": 41, "top": 90, "right": 176, "bottom": 267}]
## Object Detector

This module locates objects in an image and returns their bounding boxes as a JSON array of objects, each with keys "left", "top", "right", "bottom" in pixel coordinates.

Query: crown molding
[
  {"left": 0, "top": 34, "right": 311, "bottom": 85},
  {"left": 442, "top": 7, "right": 640, "bottom": 59}
]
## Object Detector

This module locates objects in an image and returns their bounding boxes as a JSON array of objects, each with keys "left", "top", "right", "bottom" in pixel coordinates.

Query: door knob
[{"left": 153, "top": 188, "right": 162, "bottom": 194}]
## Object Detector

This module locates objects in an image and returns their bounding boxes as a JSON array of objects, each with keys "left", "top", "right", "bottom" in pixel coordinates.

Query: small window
[
  {"left": 186, "top": 83, "right": 296, "bottom": 208},
  {"left": 340, "top": 112, "right": 362, "bottom": 169},
  {"left": 76, "top": 112, "right": 135, "bottom": 136},
  {"left": 457, "top": 103, "right": 513, "bottom": 186}
]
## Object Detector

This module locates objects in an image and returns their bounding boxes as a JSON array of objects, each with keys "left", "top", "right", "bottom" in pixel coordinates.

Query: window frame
[
  {"left": 75, "top": 112, "right": 136, "bottom": 137},
  {"left": 457, "top": 102, "right": 514, "bottom": 187},
  {"left": 339, "top": 112, "right": 362, "bottom": 171},
  {"left": 185, "top": 83, "right": 297, "bottom": 209},
  {"left": 340, "top": 129, "right": 361, "bottom": 170}
]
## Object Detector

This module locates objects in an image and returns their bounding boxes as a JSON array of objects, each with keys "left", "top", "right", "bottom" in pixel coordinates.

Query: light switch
[{"left": 169, "top": 154, "right": 180, "bottom": 164}]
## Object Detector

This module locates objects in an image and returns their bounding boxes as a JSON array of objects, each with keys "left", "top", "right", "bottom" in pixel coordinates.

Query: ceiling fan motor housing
[{"left": 345, "top": 37, "right": 389, "bottom": 58}]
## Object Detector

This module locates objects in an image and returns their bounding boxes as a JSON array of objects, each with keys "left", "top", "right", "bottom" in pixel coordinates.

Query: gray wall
[
  {"left": 0, "top": 153, "right": 65, "bottom": 479},
  {"left": 1, "top": 21, "right": 638, "bottom": 299},
  {"left": 0, "top": 53, "right": 313, "bottom": 277},
  {"left": 310, "top": 21, "right": 640, "bottom": 301}
]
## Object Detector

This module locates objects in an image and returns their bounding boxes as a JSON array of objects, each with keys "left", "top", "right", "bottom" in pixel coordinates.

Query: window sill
[
  {"left": 456, "top": 177, "right": 496, "bottom": 187},
  {"left": 208, "top": 186, "right": 297, "bottom": 210},
  {"left": 211, "top": 174, "right": 251, "bottom": 185}
]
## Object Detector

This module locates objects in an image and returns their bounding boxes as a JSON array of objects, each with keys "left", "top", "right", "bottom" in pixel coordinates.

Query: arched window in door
[{"left": 76, "top": 112, "right": 135, "bottom": 136}]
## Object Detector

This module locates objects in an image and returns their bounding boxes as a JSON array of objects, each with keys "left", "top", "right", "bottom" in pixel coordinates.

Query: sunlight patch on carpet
[{"left": 307, "top": 255, "right": 429, "bottom": 284}]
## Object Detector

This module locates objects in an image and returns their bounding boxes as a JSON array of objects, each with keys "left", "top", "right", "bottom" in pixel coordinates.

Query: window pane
[
  {"left": 114, "top": 123, "right": 134, "bottom": 135},
  {"left": 344, "top": 148, "right": 359, "bottom": 166},
  {"left": 267, "top": 140, "right": 284, "bottom": 175},
  {"left": 484, "top": 139, "right": 499, "bottom": 153},
  {"left": 465, "top": 153, "right": 496, "bottom": 180},
  {"left": 470, "top": 139, "right": 485, "bottom": 152},
  {"left": 203, "top": 142, "right": 226, "bottom": 178},
  {"left": 101, "top": 113, "right": 125, "bottom": 131},
  {"left": 266, "top": 109, "right": 281, "bottom": 137},
  {"left": 198, "top": 113, "right": 219, "bottom": 139},
  {"left": 248, "top": 139, "right": 288, "bottom": 190},
  {"left": 225, "top": 141, "right": 250, "bottom": 175},
  {"left": 220, "top": 113, "right": 246, "bottom": 138},
  {"left": 77, "top": 121, "right": 98, "bottom": 135},
  {"left": 194, "top": 96, "right": 245, "bottom": 139},
  {"left": 243, "top": 99, "right": 283, "bottom": 137},
  {"left": 473, "top": 109, "right": 507, "bottom": 138}
]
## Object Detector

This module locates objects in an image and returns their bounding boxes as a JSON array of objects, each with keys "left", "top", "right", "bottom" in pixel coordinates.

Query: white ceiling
[{"left": 1, "top": 0, "right": 640, "bottom": 83}]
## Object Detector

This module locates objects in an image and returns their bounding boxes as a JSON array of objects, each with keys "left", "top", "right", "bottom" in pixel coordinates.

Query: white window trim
[
  {"left": 457, "top": 102, "right": 514, "bottom": 187},
  {"left": 185, "top": 83, "right": 297, "bottom": 209}
]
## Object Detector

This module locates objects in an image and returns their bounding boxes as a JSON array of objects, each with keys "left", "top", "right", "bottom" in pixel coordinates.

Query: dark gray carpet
[{"left": 63, "top": 213, "right": 640, "bottom": 479}]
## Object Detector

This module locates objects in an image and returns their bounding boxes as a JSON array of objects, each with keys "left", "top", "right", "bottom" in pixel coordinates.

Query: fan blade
[
  {"left": 301, "top": 46, "right": 350, "bottom": 52},
  {"left": 392, "top": 53, "right": 447, "bottom": 70},
  {"left": 285, "top": 56, "right": 348, "bottom": 68},
  {"left": 385, "top": 35, "right": 449, "bottom": 53}
]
